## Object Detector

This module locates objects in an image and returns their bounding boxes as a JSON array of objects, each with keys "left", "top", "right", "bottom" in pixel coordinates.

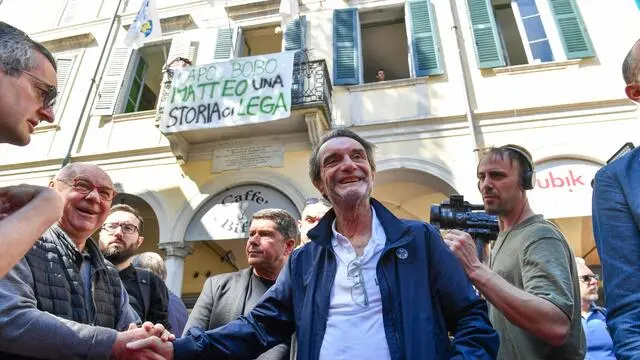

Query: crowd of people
[{"left": 0, "top": 19, "right": 639, "bottom": 359}]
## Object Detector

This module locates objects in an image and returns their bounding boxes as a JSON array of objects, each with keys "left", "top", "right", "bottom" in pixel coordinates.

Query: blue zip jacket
[{"left": 174, "top": 199, "right": 499, "bottom": 359}]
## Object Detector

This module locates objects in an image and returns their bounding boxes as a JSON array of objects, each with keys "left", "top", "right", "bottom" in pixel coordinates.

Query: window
[
  {"left": 241, "top": 25, "right": 282, "bottom": 57},
  {"left": 121, "top": 42, "right": 169, "bottom": 114},
  {"left": 333, "top": 0, "right": 443, "bottom": 86},
  {"left": 360, "top": 8, "right": 410, "bottom": 83},
  {"left": 466, "top": 0, "right": 594, "bottom": 69}
]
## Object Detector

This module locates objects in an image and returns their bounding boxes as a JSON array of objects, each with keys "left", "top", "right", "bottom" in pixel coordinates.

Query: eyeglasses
[
  {"left": 580, "top": 274, "right": 599, "bottom": 283},
  {"left": 347, "top": 257, "right": 369, "bottom": 307},
  {"left": 21, "top": 70, "right": 57, "bottom": 109},
  {"left": 102, "top": 222, "right": 139, "bottom": 235},
  {"left": 57, "top": 178, "right": 116, "bottom": 201},
  {"left": 305, "top": 197, "right": 331, "bottom": 207}
]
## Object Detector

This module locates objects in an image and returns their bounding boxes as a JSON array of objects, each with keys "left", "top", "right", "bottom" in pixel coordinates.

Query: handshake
[{"left": 112, "top": 321, "right": 176, "bottom": 360}]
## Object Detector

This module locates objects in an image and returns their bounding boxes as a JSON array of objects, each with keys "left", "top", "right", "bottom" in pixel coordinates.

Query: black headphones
[{"left": 499, "top": 145, "right": 535, "bottom": 190}]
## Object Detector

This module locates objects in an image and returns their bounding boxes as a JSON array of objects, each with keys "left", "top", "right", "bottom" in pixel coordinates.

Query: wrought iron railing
[{"left": 291, "top": 59, "right": 332, "bottom": 120}]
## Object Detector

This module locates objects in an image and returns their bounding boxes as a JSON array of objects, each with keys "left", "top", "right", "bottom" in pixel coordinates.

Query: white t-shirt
[{"left": 319, "top": 207, "right": 392, "bottom": 360}]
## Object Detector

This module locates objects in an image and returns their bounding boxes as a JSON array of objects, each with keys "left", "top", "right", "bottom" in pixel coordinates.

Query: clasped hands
[{"left": 111, "top": 322, "right": 175, "bottom": 360}]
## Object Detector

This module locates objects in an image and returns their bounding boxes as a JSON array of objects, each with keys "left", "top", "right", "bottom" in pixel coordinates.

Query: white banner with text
[{"left": 160, "top": 51, "right": 296, "bottom": 133}]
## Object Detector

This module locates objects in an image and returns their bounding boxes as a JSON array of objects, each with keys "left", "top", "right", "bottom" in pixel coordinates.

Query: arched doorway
[
  {"left": 181, "top": 183, "right": 301, "bottom": 298},
  {"left": 373, "top": 168, "right": 458, "bottom": 221}
]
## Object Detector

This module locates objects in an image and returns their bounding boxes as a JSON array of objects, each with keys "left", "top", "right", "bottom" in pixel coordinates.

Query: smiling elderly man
[
  {"left": 127, "top": 128, "right": 499, "bottom": 360},
  {"left": 0, "top": 163, "right": 170, "bottom": 359}
]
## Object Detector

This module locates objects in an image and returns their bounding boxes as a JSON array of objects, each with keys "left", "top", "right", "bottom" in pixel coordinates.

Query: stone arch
[
  {"left": 374, "top": 157, "right": 460, "bottom": 221},
  {"left": 170, "top": 169, "right": 307, "bottom": 246},
  {"left": 111, "top": 183, "right": 170, "bottom": 245},
  {"left": 375, "top": 156, "right": 459, "bottom": 192}
]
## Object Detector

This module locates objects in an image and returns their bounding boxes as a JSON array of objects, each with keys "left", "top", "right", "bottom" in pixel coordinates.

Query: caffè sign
[{"left": 185, "top": 184, "right": 300, "bottom": 241}]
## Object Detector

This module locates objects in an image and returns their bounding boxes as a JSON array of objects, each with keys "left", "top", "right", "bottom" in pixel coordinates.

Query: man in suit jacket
[
  {"left": 183, "top": 208, "right": 296, "bottom": 359},
  {"left": 592, "top": 38, "right": 640, "bottom": 360}
]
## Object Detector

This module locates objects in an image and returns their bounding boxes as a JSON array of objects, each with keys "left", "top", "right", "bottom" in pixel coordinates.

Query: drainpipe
[
  {"left": 61, "top": 0, "right": 128, "bottom": 167},
  {"left": 448, "top": 0, "right": 482, "bottom": 160}
]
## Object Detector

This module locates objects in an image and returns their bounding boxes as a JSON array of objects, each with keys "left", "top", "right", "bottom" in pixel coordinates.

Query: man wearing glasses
[
  {"left": 99, "top": 204, "right": 171, "bottom": 331},
  {"left": 0, "top": 163, "right": 171, "bottom": 359},
  {"left": 127, "top": 128, "right": 499, "bottom": 359},
  {"left": 576, "top": 258, "right": 615, "bottom": 360},
  {"left": 0, "top": 22, "right": 63, "bottom": 278}
]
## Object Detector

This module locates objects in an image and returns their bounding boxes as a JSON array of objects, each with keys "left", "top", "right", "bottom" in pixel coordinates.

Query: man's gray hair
[
  {"left": 308, "top": 128, "right": 376, "bottom": 185},
  {"left": 623, "top": 39, "right": 640, "bottom": 85},
  {"left": 132, "top": 252, "right": 167, "bottom": 281},
  {"left": 252, "top": 208, "right": 299, "bottom": 240},
  {"left": 0, "top": 22, "right": 56, "bottom": 77}
]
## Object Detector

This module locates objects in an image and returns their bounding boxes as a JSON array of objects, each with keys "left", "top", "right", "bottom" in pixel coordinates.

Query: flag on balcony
[
  {"left": 279, "top": 0, "right": 299, "bottom": 30},
  {"left": 124, "top": 0, "right": 162, "bottom": 49}
]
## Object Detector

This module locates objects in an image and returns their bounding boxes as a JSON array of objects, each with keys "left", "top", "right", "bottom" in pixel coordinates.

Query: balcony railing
[
  {"left": 156, "top": 58, "right": 332, "bottom": 127},
  {"left": 291, "top": 59, "right": 332, "bottom": 121}
]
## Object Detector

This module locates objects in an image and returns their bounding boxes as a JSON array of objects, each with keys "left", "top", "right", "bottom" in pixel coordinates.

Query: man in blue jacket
[
  {"left": 127, "top": 128, "right": 499, "bottom": 359},
  {"left": 590, "top": 38, "right": 640, "bottom": 360}
]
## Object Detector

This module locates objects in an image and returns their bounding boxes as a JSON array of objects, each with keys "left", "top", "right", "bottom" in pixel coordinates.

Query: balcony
[{"left": 157, "top": 59, "right": 332, "bottom": 162}]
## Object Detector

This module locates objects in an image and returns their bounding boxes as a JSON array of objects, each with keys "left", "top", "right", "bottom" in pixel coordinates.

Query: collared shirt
[
  {"left": 582, "top": 303, "right": 616, "bottom": 360},
  {"left": 319, "top": 207, "right": 391, "bottom": 360}
]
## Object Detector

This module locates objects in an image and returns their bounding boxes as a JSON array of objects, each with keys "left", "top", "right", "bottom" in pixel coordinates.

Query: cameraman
[{"left": 444, "top": 145, "right": 585, "bottom": 360}]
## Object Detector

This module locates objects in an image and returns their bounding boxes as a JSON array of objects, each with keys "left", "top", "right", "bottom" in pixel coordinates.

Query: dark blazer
[{"left": 184, "top": 267, "right": 290, "bottom": 360}]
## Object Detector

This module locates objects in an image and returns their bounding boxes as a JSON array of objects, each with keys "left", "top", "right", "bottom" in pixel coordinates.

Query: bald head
[
  {"left": 624, "top": 39, "right": 640, "bottom": 102},
  {"left": 49, "top": 163, "right": 115, "bottom": 248},
  {"left": 55, "top": 163, "right": 113, "bottom": 185}
]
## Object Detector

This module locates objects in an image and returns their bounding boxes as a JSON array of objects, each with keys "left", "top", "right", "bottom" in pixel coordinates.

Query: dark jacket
[
  {"left": 174, "top": 198, "right": 499, "bottom": 360},
  {"left": 0, "top": 225, "right": 139, "bottom": 359},
  {"left": 168, "top": 290, "right": 188, "bottom": 336},
  {"left": 120, "top": 265, "right": 170, "bottom": 330},
  {"left": 184, "top": 267, "right": 290, "bottom": 360},
  {"left": 593, "top": 146, "right": 640, "bottom": 359}
]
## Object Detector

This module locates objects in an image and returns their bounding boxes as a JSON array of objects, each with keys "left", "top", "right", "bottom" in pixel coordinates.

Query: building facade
[{"left": 0, "top": 0, "right": 637, "bottom": 301}]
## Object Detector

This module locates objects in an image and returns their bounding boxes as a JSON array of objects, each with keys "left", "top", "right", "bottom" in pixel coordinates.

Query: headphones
[{"left": 499, "top": 145, "right": 535, "bottom": 190}]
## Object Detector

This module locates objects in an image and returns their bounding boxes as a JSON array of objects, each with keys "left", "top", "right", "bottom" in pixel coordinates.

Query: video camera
[{"left": 430, "top": 195, "right": 499, "bottom": 261}]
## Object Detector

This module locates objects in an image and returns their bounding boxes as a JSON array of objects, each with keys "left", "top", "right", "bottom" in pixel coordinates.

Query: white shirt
[{"left": 319, "top": 207, "right": 392, "bottom": 360}]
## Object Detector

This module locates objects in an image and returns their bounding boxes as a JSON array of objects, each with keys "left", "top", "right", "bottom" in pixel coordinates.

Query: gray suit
[{"left": 184, "top": 268, "right": 290, "bottom": 360}]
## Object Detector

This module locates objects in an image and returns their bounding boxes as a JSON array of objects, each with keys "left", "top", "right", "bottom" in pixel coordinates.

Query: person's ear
[
  {"left": 625, "top": 83, "right": 640, "bottom": 102},
  {"left": 136, "top": 236, "right": 145, "bottom": 249}
]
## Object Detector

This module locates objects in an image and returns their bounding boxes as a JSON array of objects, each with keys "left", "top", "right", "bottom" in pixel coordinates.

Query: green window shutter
[
  {"left": 547, "top": 0, "right": 594, "bottom": 59},
  {"left": 214, "top": 27, "right": 234, "bottom": 60},
  {"left": 94, "top": 44, "right": 134, "bottom": 115},
  {"left": 333, "top": 8, "right": 360, "bottom": 85},
  {"left": 466, "top": 0, "right": 505, "bottom": 68},
  {"left": 284, "top": 16, "right": 306, "bottom": 51},
  {"left": 406, "top": 0, "right": 442, "bottom": 76},
  {"left": 284, "top": 16, "right": 307, "bottom": 63}
]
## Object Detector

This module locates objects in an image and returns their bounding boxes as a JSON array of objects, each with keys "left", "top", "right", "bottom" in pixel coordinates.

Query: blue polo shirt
[{"left": 582, "top": 303, "right": 616, "bottom": 360}]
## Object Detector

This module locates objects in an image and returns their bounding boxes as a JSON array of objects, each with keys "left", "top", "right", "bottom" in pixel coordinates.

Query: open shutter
[
  {"left": 53, "top": 55, "right": 76, "bottom": 114},
  {"left": 547, "top": 0, "right": 594, "bottom": 59},
  {"left": 406, "top": 0, "right": 442, "bottom": 77},
  {"left": 333, "top": 9, "right": 360, "bottom": 85},
  {"left": 167, "top": 34, "right": 198, "bottom": 64},
  {"left": 466, "top": 0, "right": 505, "bottom": 68},
  {"left": 214, "top": 27, "right": 235, "bottom": 60},
  {"left": 196, "top": 28, "right": 218, "bottom": 65},
  {"left": 94, "top": 46, "right": 134, "bottom": 115},
  {"left": 284, "top": 16, "right": 306, "bottom": 63}
]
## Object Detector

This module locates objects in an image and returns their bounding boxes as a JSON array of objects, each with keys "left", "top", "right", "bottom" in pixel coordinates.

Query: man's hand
[
  {"left": 443, "top": 229, "right": 483, "bottom": 275},
  {"left": 127, "top": 336, "right": 174, "bottom": 360},
  {"left": 111, "top": 322, "right": 175, "bottom": 359},
  {"left": 0, "top": 185, "right": 62, "bottom": 220}
]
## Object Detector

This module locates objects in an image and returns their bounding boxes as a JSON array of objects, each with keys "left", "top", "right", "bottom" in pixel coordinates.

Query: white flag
[
  {"left": 124, "top": 0, "right": 162, "bottom": 49},
  {"left": 279, "top": 0, "right": 299, "bottom": 30}
]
